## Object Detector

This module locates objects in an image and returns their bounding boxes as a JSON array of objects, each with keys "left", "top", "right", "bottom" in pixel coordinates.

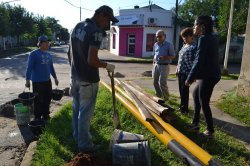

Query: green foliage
[
  {"left": 177, "top": 0, "right": 219, "bottom": 27},
  {"left": 218, "top": 0, "right": 249, "bottom": 41},
  {"left": 216, "top": 90, "right": 250, "bottom": 127},
  {"left": 0, "top": 4, "right": 69, "bottom": 47},
  {"left": 177, "top": 0, "right": 249, "bottom": 41},
  {"left": 0, "top": 4, "right": 10, "bottom": 36},
  {"left": 32, "top": 87, "right": 250, "bottom": 166}
]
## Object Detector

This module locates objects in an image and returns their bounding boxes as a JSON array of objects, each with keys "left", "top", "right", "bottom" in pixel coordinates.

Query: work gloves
[{"left": 106, "top": 63, "right": 115, "bottom": 72}]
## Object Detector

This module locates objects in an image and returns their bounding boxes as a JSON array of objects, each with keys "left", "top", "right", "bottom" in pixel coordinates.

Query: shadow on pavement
[
  {"left": 214, "top": 118, "right": 250, "bottom": 144},
  {"left": 18, "top": 125, "right": 36, "bottom": 145},
  {"left": 0, "top": 47, "right": 69, "bottom": 78}
]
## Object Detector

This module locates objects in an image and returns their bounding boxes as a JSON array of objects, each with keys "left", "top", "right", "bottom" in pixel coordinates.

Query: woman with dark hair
[
  {"left": 176, "top": 27, "right": 196, "bottom": 114},
  {"left": 185, "top": 16, "right": 221, "bottom": 139}
]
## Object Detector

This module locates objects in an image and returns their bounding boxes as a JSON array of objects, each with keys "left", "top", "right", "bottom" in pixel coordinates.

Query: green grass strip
[
  {"left": 216, "top": 90, "right": 250, "bottom": 127},
  {"left": 32, "top": 87, "right": 250, "bottom": 166}
]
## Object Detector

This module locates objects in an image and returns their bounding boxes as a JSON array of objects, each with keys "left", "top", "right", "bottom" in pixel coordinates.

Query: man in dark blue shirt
[{"left": 68, "top": 5, "right": 118, "bottom": 153}]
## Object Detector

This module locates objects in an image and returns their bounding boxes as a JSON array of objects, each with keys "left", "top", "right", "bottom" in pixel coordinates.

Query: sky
[{"left": 1, "top": 0, "right": 177, "bottom": 31}]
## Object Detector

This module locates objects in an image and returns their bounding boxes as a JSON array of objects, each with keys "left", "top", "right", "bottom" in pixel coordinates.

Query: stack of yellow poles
[{"left": 100, "top": 80, "right": 220, "bottom": 166}]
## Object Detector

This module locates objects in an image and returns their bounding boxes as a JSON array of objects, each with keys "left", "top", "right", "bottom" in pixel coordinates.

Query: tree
[
  {"left": 59, "top": 28, "right": 69, "bottom": 41},
  {"left": 237, "top": 1, "right": 250, "bottom": 97},
  {"left": 0, "top": 4, "right": 10, "bottom": 50},
  {"left": 34, "top": 15, "right": 52, "bottom": 38},
  {"left": 8, "top": 5, "right": 34, "bottom": 46},
  {"left": 177, "top": 0, "right": 249, "bottom": 41},
  {"left": 218, "top": 0, "right": 249, "bottom": 41},
  {"left": 177, "top": 0, "right": 218, "bottom": 27},
  {"left": 45, "top": 17, "right": 61, "bottom": 40}
]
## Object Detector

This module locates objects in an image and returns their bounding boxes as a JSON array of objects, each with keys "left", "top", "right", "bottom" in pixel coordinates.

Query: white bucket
[
  {"left": 112, "top": 140, "right": 151, "bottom": 166},
  {"left": 110, "top": 129, "right": 144, "bottom": 149}
]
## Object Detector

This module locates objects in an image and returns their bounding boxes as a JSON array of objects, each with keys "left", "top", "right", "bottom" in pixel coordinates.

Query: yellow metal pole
[
  {"left": 100, "top": 81, "right": 172, "bottom": 145},
  {"left": 100, "top": 81, "right": 205, "bottom": 166},
  {"left": 112, "top": 81, "right": 213, "bottom": 165}
]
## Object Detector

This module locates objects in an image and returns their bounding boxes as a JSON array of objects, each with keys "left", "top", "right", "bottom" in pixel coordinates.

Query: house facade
[{"left": 110, "top": 4, "right": 174, "bottom": 58}]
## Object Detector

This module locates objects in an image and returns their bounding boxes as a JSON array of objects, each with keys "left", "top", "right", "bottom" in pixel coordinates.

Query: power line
[{"left": 63, "top": 0, "right": 93, "bottom": 11}]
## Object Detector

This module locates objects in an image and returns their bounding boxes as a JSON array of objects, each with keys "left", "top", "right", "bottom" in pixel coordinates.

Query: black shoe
[
  {"left": 200, "top": 130, "right": 214, "bottom": 140},
  {"left": 187, "top": 123, "right": 200, "bottom": 132},
  {"left": 178, "top": 108, "right": 189, "bottom": 115}
]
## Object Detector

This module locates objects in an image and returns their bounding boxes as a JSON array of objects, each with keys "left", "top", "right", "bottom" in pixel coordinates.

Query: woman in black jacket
[{"left": 185, "top": 16, "right": 221, "bottom": 139}]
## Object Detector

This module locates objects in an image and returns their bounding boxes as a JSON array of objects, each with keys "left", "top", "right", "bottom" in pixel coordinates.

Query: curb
[
  {"left": 19, "top": 96, "right": 72, "bottom": 166},
  {"left": 100, "top": 59, "right": 153, "bottom": 64},
  {"left": 20, "top": 141, "right": 37, "bottom": 166}
]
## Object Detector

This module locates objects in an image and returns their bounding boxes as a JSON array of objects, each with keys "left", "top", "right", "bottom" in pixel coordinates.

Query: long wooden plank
[
  {"left": 127, "top": 81, "right": 165, "bottom": 104},
  {"left": 114, "top": 78, "right": 163, "bottom": 105},
  {"left": 121, "top": 82, "right": 155, "bottom": 122},
  {"left": 122, "top": 82, "right": 169, "bottom": 117},
  {"left": 127, "top": 81, "right": 174, "bottom": 111}
]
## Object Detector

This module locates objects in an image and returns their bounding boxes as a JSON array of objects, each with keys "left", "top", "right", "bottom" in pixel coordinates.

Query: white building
[{"left": 110, "top": 4, "right": 174, "bottom": 58}]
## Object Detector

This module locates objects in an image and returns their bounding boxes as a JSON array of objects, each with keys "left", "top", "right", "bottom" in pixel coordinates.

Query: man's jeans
[
  {"left": 71, "top": 79, "right": 99, "bottom": 150},
  {"left": 152, "top": 64, "right": 170, "bottom": 100}
]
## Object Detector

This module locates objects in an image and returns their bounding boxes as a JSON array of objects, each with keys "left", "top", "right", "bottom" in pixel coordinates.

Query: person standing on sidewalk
[
  {"left": 152, "top": 30, "right": 175, "bottom": 101},
  {"left": 176, "top": 27, "right": 196, "bottom": 114},
  {"left": 185, "top": 16, "right": 221, "bottom": 139},
  {"left": 68, "top": 5, "right": 118, "bottom": 152},
  {"left": 25, "top": 35, "right": 59, "bottom": 121}
]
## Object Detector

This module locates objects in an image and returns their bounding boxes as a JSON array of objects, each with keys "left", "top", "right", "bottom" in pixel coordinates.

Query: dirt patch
[{"left": 67, "top": 153, "right": 112, "bottom": 166}]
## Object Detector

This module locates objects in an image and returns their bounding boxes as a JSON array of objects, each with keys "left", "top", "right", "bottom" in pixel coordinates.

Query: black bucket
[
  {"left": 18, "top": 92, "right": 36, "bottom": 106},
  {"left": 52, "top": 89, "right": 64, "bottom": 101},
  {"left": 28, "top": 119, "right": 45, "bottom": 136}
]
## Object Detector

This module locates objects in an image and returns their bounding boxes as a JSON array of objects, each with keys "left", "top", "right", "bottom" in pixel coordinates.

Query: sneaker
[
  {"left": 187, "top": 124, "right": 200, "bottom": 132},
  {"left": 178, "top": 108, "right": 189, "bottom": 115},
  {"left": 201, "top": 130, "right": 214, "bottom": 140}
]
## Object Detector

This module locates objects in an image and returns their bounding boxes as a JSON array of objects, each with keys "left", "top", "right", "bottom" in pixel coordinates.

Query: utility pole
[
  {"left": 223, "top": 0, "right": 234, "bottom": 75},
  {"left": 173, "top": 0, "right": 178, "bottom": 50},
  {"left": 80, "top": 0, "right": 81, "bottom": 21}
]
